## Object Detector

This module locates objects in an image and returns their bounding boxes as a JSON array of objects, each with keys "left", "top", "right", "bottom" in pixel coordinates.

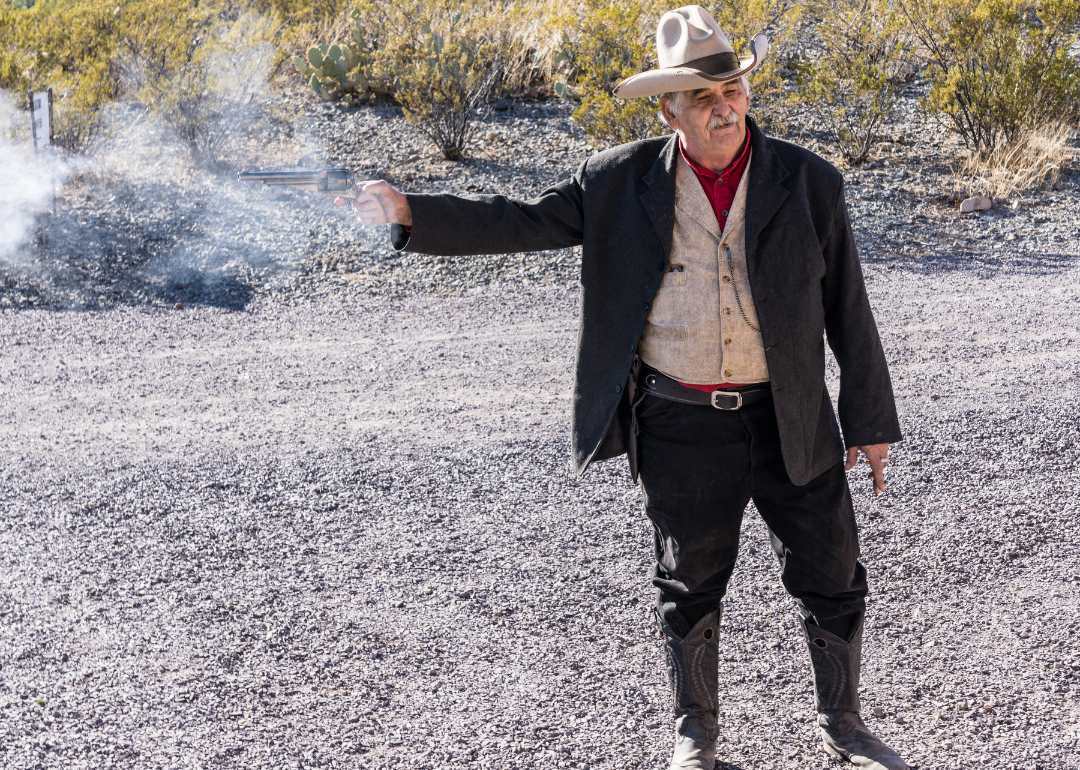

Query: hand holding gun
[{"left": 238, "top": 168, "right": 413, "bottom": 226}]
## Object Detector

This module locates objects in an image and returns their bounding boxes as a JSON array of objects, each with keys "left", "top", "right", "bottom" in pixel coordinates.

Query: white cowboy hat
[{"left": 613, "top": 5, "right": 768, "bottom": 99}]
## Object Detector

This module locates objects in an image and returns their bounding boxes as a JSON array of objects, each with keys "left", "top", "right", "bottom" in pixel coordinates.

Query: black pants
[{"left": 637, "top": 393, "right": 868, "bottom": 638}]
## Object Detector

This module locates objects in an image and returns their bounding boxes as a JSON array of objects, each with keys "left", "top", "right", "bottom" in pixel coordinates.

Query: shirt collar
[{"left": 678, "top": 124, "right": 752, "bottom": 182}]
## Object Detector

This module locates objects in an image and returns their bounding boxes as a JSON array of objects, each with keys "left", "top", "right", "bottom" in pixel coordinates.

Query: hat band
[{"left": 670, "top": 51, "right": 740, "bottom": 75}]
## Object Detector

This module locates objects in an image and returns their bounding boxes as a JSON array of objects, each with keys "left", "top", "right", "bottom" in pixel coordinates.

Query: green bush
[
  {"left": 293, "top": 0, "right": 515, "bottom": 104},
  {"left": 707, "top": 0, "right": 810, "bottom": 132},
  {"left": 397, "top": 30, "right": 501, "bottom": 160},
  {"left": 141, "top": 11, "right": 278, "bottom": 168},
  {"left": 900, "top": 0, "right": 1080, "bottom": 155},
  {"left": 795, "top": 0, "right": 914, "bottom": 165},
  {"left": 552, "top": 0, "right": 667, "bottom": 149},
  {"left": 0, "top": 0, "right": 275, "bottom": 162},
  {"left": 0, "top": 0, "right": 122, "bottom": 151}
]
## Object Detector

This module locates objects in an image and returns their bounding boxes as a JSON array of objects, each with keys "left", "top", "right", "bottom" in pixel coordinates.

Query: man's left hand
[{"left": 845, "top": 443, "right": 890, "bottom": 495}]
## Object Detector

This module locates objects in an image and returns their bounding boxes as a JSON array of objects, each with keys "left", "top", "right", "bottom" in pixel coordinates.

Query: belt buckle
[{"left": 710, "top": 390, "right": 742, "bottom": 410}]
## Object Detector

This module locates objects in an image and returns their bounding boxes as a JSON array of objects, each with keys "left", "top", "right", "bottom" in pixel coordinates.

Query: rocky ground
[{"left": 1, "top": 81, "right": 1079, "bottom": 770}]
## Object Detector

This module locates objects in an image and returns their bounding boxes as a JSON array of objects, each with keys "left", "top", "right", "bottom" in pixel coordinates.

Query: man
[{"left": 339, "top": 7, "right": 906, "bottom": 769}]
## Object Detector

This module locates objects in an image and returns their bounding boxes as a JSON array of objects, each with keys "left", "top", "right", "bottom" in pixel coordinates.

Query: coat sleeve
[
  {"left": 821, "top": 184, "right": 903, "bottom": 447},
  {"left": 390, "top": 162, "right": 587, "bottom": 257}
]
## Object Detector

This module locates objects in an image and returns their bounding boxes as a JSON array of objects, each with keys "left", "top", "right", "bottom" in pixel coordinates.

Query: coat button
[
  {"left": 656, "top": 262, "right": 665, "bottom": 271},
  {"left": 628, "top": 343, "right": 636, "bottom": 353},
  {"left": 643, "top": 302, "right": 651, "bottom": 311},
  {"left": 614, "top": 384, "right": 622, "bottom": 394}
]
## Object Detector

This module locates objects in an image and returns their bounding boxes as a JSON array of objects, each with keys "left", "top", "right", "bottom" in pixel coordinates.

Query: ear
[{"left": 659, "top": 97, "right": 679, "bottom": 130}]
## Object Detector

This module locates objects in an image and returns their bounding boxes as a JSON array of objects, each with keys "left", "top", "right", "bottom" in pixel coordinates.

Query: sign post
[{"left": 27, "top": 89, "right": 54, "bottom": 243}]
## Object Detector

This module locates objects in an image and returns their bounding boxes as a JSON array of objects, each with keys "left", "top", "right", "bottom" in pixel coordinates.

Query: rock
[
  {"left": 872, "top": 707, "right": 887, "bottom": 718},
  {"left": 960, "top": 195, "right": 992, "bottom": 213}
]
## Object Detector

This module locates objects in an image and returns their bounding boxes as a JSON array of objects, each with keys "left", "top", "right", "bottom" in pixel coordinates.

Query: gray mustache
[{"left": 707, "top": 112, "right": 740, "bottom": 129}]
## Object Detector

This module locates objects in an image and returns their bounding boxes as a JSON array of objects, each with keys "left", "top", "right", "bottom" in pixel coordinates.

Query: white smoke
[
  {"left": 0, "top": 12, "right": 357, "bottom": 305},
  {"left": 0, "top": 92, "right": 73, "bottom": 265}
]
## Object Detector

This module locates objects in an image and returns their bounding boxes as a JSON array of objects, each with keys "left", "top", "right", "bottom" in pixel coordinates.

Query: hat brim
[{"left": 613, "top": 34, "right": 767, "bottom": 99}]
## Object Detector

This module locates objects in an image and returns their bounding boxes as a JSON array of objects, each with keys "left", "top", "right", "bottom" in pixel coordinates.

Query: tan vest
[{"left": 638, "top": 152, "right": 769, "bottom": 384}]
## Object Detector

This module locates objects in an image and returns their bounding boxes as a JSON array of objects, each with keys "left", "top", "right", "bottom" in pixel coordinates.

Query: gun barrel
[
  {"left": 237, "top": 168, "right": 355, "bottom": 194},
  {"left": 238, "top": 171, "right": 321, "bottom": 184}
]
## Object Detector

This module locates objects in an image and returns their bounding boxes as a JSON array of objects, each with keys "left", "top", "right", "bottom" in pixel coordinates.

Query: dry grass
[{"left": 955, "top": 122, "right": 1077, "bottom": 200}]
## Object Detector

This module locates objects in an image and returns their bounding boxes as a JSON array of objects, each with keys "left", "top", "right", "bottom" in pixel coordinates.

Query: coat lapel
[
  {"left": 743, "top": 116, "right": 789, "bottom": 268},
  {"left": 675, "top": 154, "right": 722, "bottom": 240},
  {"left": 639, "top": 134, "right": 680, "bottom": 260}
]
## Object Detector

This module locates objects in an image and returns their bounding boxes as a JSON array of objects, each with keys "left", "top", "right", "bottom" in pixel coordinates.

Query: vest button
[
  {"left": 723, "top": 307, "right": 732, "bottom": 315},
  {"left": 724, "top": 338, "right": 732, "bottom": 346},
  {"left": 643, "top": 302, "right": 651, "bottom": 311},
  {"left": 722, "top": 276, "right": 731, "bottom": 283},
  {"left": 722, "top": 209, "right": 729, "bottom": 217},
  {"left": 614, "top": 384, "right": 622, "bottom": 394},
  {"left": 724, "top": 369, "right": 733, "bottom": 378}
]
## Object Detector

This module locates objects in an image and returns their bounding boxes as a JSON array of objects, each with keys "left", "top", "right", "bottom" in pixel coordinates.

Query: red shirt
[
  {"left": 677, "top": 128, "right": 754, "bottom": 392},
  {"left": 679, "top": 127, "right": 751, "bottom": 237}
]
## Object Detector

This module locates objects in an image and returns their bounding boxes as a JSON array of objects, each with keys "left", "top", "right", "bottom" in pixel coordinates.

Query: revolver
[{"left": 237, "top": 168, "right": 360, "bottom": 199}]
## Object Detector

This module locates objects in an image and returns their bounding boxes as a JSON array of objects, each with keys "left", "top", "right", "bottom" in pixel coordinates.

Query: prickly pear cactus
[{"left": 293, "top": 10, "right": 374, "bottom": 102}]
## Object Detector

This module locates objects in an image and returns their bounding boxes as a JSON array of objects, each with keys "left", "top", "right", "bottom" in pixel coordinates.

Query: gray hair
[{"left": 660, "top": 76, "right": 751, "bottom": 124}]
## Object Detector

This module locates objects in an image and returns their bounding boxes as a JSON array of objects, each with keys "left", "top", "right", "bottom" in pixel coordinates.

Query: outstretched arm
[{"left": 336, "top": 167, "right": 587, "bottom": 257}]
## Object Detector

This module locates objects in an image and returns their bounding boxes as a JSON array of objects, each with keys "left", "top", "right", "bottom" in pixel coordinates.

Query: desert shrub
[
  {"left": 900, "top": 0, "right": 1080, "bottom": 155},
  {"left": 0, "top": 0, "right": 123, "bottom": 151},
  {"left": 0, "top": 0, "right": 276, "bottom": 163},
  {"left": 397, "top": 30, "right": 501, "bottom": 160},
  {"left": 707, "top": 0, "right": 809, "bottom": 131},
  {"left": 956, "top": 122, "right": 1075, "bottom": 199},
  {"left": 109, "top": 1, "right": 277, "bottom": 167},
  {"left": 144, "top": 13, "right": 278, "bottom": 168},
  {"left": 552, "top": 0, "right": 667, "bottom": 148},
  {"left": 294, "top": 0, "right": 536, "bottom": 104},
  {"left": 794, "top": 0, "right": 915, "bottom": 165}
]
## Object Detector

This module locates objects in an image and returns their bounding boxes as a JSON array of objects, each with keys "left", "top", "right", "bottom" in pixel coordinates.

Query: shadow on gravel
[
  {"left": 0, "top": 257, "right": 258, "bottom": 312},
  {"left": 0, "top": 174, "right": 293, "bottom": 312},
  {"left": 863, "top": 249, "right": 1080, "bottom": 276}
]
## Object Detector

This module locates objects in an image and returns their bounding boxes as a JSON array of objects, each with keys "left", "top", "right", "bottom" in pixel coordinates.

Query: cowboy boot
[
  {"left": 802, "top": 616, "right": 909, "bottom": 770},
  {"left": 657, "top": 608, "right": 721, "bottom": 770}
]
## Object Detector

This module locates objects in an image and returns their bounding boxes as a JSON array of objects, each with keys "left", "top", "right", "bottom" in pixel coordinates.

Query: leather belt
[{"left": 639, "top": 367, "right": 771, "bottom": 411}]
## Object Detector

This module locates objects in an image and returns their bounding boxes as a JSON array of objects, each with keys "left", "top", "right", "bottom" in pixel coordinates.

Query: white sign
[{"left": 29, "top": 90, "right": 53, "bottom": 151}]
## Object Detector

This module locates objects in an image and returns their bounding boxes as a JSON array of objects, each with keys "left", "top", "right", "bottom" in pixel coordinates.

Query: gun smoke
[
  {"left": 0, "top": 18, "right": 377, "bottom": 309},
  {"left": 0, "top": 92, "right": 73, "bottom": 269}
]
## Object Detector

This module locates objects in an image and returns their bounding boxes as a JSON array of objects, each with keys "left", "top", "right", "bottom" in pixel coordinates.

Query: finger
[
  {"left": 350, "top": 201, "right": 387, "bottom": 223},
  {"left": 844, "top": 447, "right": 858, "bottom": 471},
  {"left": 333, "top": 197, "right": 346, "bottom": 207},
  {"left": 866, "top": 455, "right": 886, "bottom": 494}
]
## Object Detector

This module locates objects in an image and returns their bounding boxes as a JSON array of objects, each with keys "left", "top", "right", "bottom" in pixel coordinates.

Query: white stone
[{"left": 960, "top": 195, "right": 992, "bottom": 213}]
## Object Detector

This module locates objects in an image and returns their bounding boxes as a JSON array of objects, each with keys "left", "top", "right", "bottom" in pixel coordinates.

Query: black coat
[{"left": 392, "top": 117, "right": 902, "bottom": 485}]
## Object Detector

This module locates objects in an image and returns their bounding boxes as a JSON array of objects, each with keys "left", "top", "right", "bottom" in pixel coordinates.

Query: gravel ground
[{"left": 1, "top": 81, "right": 1079, "bottom": 770}]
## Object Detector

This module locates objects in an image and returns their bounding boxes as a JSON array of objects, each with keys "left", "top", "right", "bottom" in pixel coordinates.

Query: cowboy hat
[{"left": 613, "top": 5, "right": 768, "bottom": 99}]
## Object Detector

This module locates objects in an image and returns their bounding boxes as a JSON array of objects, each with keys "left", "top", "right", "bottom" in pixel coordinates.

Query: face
[{"left": 662, "top": 80, "right": 750, "bottom": 171}]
